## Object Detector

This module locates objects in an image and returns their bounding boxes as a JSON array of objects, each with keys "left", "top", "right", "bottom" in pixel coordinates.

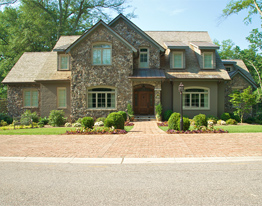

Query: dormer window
[
  {"left": 172, "top": 51, "right": 184, "bottom": 69},
  {"left": 139, "top": 48, "right": 149, "bottom": 68},
  {"left": 225, "top": 66, "right": 233, "bottom": 72},
  {"left": 203, "top": 52, "right": 213, "bottom": 69},
  {"left": 93, "top": 43, "right": 112, "bottom": 65},
  {"left": 59, "top": 55, "right": 69, "bottom": 70}
]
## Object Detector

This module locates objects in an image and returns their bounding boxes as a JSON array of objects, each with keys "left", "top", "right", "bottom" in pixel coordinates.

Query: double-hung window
[
  {"left": 23, "top": 89, "right": 38, "bottom": 108},
  {"left": 183, "top": 88, "right": 209, "bottom": 109},
  {"left": 172, "top": 51, "right": 184, "bottom": 68},
  {"left": 93, "top": 44, "right": 112, "bottom": 65},
  {"left": 59, "top": 55, "right": 69, "bottom": 70},
  {"left": 203, "top": 52, "right": 213, "bottom": 69},
  {"left": 139, "top": 48, "right": 149, "bottom": 68},
  {"left": 57, "top": 87, "right": 67, "bottom": 108},
  {"left": 87, "top": 88, "right": 116, "bottom": 109}
]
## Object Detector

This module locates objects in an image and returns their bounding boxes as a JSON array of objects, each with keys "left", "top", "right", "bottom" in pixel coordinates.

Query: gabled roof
[
  {"left": 164, "top": 42, "right": 188, "bottom": 49},
  {"left": 65, "top": 20, "right": 137, "bottom": 53},
  {"left": 190, "top": 41, "right": 219, "bottom": 50},
  {"left": 222, "top": 59, "right": 257, "bottom": 88},
  {"left": 53, "top": 36, "right": 80, "bottom": 51},
  {"left": 109, "top": 14, "right": 165, "bottom": 52},
  {"left": 2, "top": 52, "right": 50, "bottom": 83}
]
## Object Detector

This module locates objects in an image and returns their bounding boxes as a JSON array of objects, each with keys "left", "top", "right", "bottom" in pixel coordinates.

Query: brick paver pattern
[{"left": 0, "top": 121, "right": 262, "bottom": 158}]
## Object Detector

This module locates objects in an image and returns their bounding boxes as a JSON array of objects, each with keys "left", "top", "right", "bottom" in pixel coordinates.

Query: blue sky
[{"left": 123, "top": 0, "right": 261, "bottom": 50}]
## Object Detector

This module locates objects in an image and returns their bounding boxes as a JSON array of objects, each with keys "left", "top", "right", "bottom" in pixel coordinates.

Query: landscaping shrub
[
  {"left": 177, "top": 117, "right": 190, "bottom": 131},
  {"left": 221, "top": 113, "right": 231, "bottom": 121},
  {"left": 193, "top": 114, "right": 207, "bottom": 127},
  {"left": 39, "top": 117, "right": 49, "bottom": 125},
  {"left": 155, "top": 103, "right": 162, "bottom": 116},
  {"left": 226, "top": 118, "right": 238, "bottom": 125},
  {"left": 21, "top": 110, "right": 39, "bottom": 125},
  {"left": 207, "top": 115, "right": 218, "bottom": 124},
  {"left": 118, "top": 111, "right": 127, "bottom": 121},
  {"left": 163, "top": 110, "right": 173, "bottom": 121},
  {"left": 217, "top": 119, "right": 226, "bottom": 125},
  {"left": 0, "top": 120, "right": 8, "bottom": 126},
  {"left": 127, "top": 103, "right": 134, "bottom": 115},
  {"left": 0, "top": 113, "right": 13, "bottom": 124},
  {"left": 95, "top": 117, "right": 106, "bottom": 123},
  {"left": 82, "top": 117, "right": 94, "bottom": 129},
  {"left": 72, "top": 122, "right": 82, "bottom": 127},
  {"left": 168, "top": 112, "right": 180, "bottom": 130},
  {"left": 48, "top": 110, "right": 67, "bottom": 127},
  {"left": 230, "top": 113, "right": 241, "bottom": 122},
  {"left": 244, "top": 117, "right": 255, "bottom": 124},
  {"left": 104, "top": 112, "right": 124, "bottom": 129},
  {"left": 65, "top": 122, "right": 72, "bottom": 127}
]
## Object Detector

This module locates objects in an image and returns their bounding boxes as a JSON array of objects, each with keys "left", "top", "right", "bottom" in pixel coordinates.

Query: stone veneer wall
[
  {"left": 70, "top": 25, "right": 133, "bottom": 121},
  {"left": 7, "top": 84, "right": 40, "bottom": 117},
  {"left": 111, "top": 19, "right": 160, "bottom": 69},
  {"left": 224, "top": 73, "right": 252, "bottom": 113}
]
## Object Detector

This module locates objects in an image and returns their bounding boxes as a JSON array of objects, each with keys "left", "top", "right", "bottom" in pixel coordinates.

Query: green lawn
[
  {"left": 0, "top": 126, "right": 134, "bottom": 135},
  {"left": 159, "top": 125, "right": 262, "bottom": 133}
]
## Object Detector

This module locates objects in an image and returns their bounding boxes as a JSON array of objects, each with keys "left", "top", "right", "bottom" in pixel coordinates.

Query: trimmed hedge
[
  {"left": 82, "top": 117, "right": 94, "bottom": 129},
  {"left": 193, "top": 114, "right": 207, "bottom": 127},
  {"left": 226, "top": 118, "right": 238, "bottom": 125},
  {"left": 168, "top": 112, "right": 180, "bottom": 130},
  {"left": 118, "top": 111, "right": 127, "bottom": 121},
  {"left": 221, "top": 113, "right": 231, "bottom": 121},
  {"left": 177, "top": 117, "right": 190, "bottom": 131},
  {"left": 104, "top": 112, "right": 125, "bottom": 129}
]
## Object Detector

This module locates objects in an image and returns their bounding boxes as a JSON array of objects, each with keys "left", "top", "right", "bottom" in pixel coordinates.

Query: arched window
[
  {"left": 92, "top": 44, "right": 112, "bottom": 65},
  {"left": 183, "top": 88, "right": 209, "bottom": 109},
  {"left": 87, "top": 87, "right": 116, "bottom": 109}
]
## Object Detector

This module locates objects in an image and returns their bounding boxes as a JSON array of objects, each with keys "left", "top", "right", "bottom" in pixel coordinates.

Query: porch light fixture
[{"left": 178, "top": 82, "right": 184, "bottom": 131}]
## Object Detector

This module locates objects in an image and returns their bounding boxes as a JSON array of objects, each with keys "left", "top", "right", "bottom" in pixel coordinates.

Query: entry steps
[{"left": 134, "top": 115, "right": 156, "bottom": 121}]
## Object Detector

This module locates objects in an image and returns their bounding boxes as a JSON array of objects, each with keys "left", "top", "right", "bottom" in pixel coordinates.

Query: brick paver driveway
[{"left": 0, "top": 121, "right": 262, "bottom": 158}]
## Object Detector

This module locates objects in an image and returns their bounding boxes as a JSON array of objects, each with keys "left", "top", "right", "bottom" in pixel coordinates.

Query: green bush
[
  {"left": 207, "top": 115, "right": 218, "bottom": 124},
  {"left": 39, "top": 117, "right": 49, "bottom": 125},
  {"left": 226, "top": 118, "right": 238, "bottom": 125},
  {"left": 0, "top": 120, "right": 8, "bottom": 126},
  {"left": 193, "top": 114, "right": 207, "bottom": 127},
  {"left": 155, "top": 103, "right": 162, "bottom": 116},
  {"left": 95, "top": 117, "right": 106, "bottom": 123},
  {"left": 82, "top": 117, "right": 94, "bottom": 129},
  {"left": 244, "top": 117, "right": 255, "bottom": 124},
  {"left": 177, "top": 117, "right": 190, "bottom": 131},
  {"left": 230, "top": 113, "right": 241, "bottom": 122},
  {"left": 163, "top": 110, "right": 173, "bottom": 121},
  {"left": 21, "top": 110, "right": 39, "bottom": 125},
  {"left": 104, "top": 112, "right": 124, "bottom": 129},
  {"left": 118, "top": 111, "right": 127, "bottom": 121},
  {"left": 168, "top": 112, "right": 180, "bottom": 130},
  {"left": 127, "top": 103, "right": 134, "bottom": 115},
  {"left": 48, "top": 110, "right": 67, "bottom": 127},
  {"left": 0, "top": 113, "right": 13, "bottom": 124},
  {"left": 221, "top": 113, "right": 231, "bottom": 121}
]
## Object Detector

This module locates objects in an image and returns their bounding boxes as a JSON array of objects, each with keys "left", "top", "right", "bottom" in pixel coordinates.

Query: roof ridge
[{"left": 145, "top": 31, "right": 208, "bottom": 33}]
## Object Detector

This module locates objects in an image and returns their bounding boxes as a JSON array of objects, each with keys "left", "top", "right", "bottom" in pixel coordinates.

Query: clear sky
[{"left": 122, "top": 0, "right": 261, "bottom": 50}]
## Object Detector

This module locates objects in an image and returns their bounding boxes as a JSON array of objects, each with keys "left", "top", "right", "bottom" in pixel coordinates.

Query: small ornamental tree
[{"left": 229, "top": 86, "right": 257, "bottom": 123}]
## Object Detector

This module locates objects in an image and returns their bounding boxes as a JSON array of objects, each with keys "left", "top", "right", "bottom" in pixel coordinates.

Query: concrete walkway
[{"left": 0, "top": 121, "right": 262, "bottom": 158}]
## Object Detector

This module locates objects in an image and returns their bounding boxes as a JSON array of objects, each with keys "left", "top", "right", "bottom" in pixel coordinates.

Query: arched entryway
[{"left": 133, "top": 85, "right": 154, "bottom": 115}]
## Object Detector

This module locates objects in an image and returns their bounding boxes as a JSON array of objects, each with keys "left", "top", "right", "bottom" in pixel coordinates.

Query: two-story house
[{"left": 2, "top": 14, "right": 257, "bottom": 121}]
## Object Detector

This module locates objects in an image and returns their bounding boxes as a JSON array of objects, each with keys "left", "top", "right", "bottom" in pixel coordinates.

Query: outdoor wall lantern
[{"left": 178, "top": 82, "right": 184, "bottom": 131}]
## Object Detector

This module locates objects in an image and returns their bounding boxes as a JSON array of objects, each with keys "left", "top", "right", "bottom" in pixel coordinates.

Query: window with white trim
[
  {"left": 225, "top": 66, "right": 233, "bottom": 72},
  {"left": 93, "top": 44, "right": 112, "bottom": 65},
  {"left": 203, "top": 52, "right": 213, "bottom": 69},
  {"left": 23, "top": 89, "right": 38, "bottom": 107},
  {"left": 59, "top": 55, "right": 69, "bottom": 70},
  {"left": 139, "top": 48, "right": 149, "bottom": 68},
  {"left": 87, "top": 88, "right": 116, "bottom": 109},
  {"left": 172, "top": 51, "right": 184, "bottom": 68},
  {"left": 183, "top": 88, "right": 209, "bottom": 109},
  {"left": 57, "top": 87, "right": 67, "bottom": 108}
]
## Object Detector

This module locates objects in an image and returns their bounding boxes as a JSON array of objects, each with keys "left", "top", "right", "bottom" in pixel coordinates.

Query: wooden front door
[{"left": 134, "top": 86, "right": 154, "bottom": 115}]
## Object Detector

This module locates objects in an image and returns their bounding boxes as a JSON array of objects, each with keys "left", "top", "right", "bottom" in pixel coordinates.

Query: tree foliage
[{"left": 0, "top": 0, "right": 134, "bottom": 98}]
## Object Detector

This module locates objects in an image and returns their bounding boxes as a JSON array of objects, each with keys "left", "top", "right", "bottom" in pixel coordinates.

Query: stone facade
[
  {"left": 7, "top": 84, "right": 40, "bottom": 117},
  {"left": 111, "top": 19, "right": 160, "bottom": 69},
  {"left": 225, "top": 73, "right": 252, "bottom": 113},
  {"left": 70, "top": 25, "right": 133, "bottom": 120},
  {"left": 0, "top": 99, "right": 7, "bottom": 114}
]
